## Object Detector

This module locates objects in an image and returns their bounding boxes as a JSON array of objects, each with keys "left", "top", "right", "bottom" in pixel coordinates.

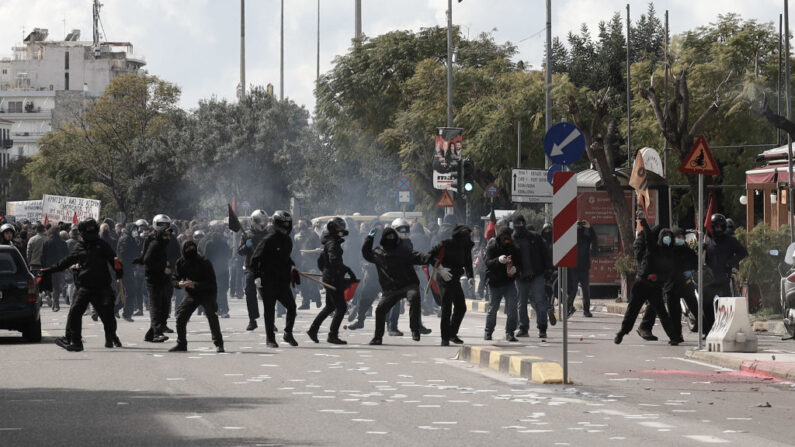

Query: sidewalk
[{"left": 685, "top": 349, "right": 795, "bottom": 382}]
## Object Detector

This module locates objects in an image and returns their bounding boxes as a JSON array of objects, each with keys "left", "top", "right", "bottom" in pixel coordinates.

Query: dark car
[{"left": 0, "top": 245, "right": 41, "bottom": 341}]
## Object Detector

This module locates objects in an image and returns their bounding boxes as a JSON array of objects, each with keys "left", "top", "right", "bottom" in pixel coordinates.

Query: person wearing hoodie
[
  {"left": 168, "top": 240, "right": 224, "bottom": 353},
  {"left": 614, "top": 214, "right": 680, "bottom": 345},
  {"left": 703, "top": 213, "right": 747, "bottom": 335},
  {"left": 484, "top": 226, "right": 522, "bottom": 341},
  {"left": 363, "top": 227, "right": 432, "bottom": 345},
  {"left": 431, "top": 214, "right": 458, "bottom": 247},
  {"left": 308, "top": 217, "right": 357, "bottom": 345},
  {"left": 429, "top": 225, "right": 475, "bottom": 346},
  {"left": 42, "top": 219, "right": 123, "bottom": 352},
  {"left": 142, "top": 227, "right": 173, "bottom": 343},
  {"left": 41, "top": 225, "right": 70, "bottom": 312},
  {"left": 250, "top": 211, "right": 299, "bottom": 348},
  {"left": 512, "top": 215, "right": 554, "bottom": 338}
]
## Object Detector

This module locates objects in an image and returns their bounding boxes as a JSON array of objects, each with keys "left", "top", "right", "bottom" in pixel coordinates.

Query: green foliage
[
  {"left": 614, "top": 252, "right": 638, "bottom": 276},
  {"left": 735, "top": 224, "right": 790, "bottom": 310}
]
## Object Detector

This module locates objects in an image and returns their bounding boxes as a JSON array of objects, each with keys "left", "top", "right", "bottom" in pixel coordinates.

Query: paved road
[{"left": 1, "top": 296, "right": 793, "bottom": 446}]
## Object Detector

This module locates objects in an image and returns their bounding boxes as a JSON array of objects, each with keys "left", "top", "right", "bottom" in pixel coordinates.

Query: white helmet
[
  {"left": 250, "top": 209, "right": 268, "bottom": 232},
  {"left": 193, "top": 230, "right": 206, "bottom": 241},
  {"left": 135, "top": 219, "right": 149, "bottom": 228},
  {"left": 152, "top": 214, "right": 172, "bottom": 228},
  {"left": 1, "top": 223, "right": 15, "bottom": 236},
  {"left": 392, "top": 218, "right": 410, "bottom": 239}
]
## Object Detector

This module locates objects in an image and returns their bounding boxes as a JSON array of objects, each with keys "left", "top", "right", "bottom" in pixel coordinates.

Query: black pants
[
  {"left": 244, "top": 270, "right": 261, "bottom": 320},
  {"left": 215, "top": 268, "right": 229, "bottom": 315},
  {"left": 145, "top": 282, "right": 172, "bottom": 340},
  {"left": 311, "top": 282, "right": 346, "bottom": 337},
  {"left": 567, "top": 268, "right": 591, "bottom": 311},
  {"left": 641, "top": 281, "right": 698, "bottom": 338},
  {"left": 354, "top": 278, "right": 381, "bottom": 324},
  {"left": 619, "top": 278, "right": 676, "bottom": 339},
  {"left": 121, "top": 273, "right": 139, "bottom": 319},
  {"left": 439, "top": 280, "right": 467, "bottom": 341},
  {"left": 702, "top": 282, "right": 731, "bottom": 335},
  {"left": 261, "top": 281, "right": 297, "bottom": 340},
  {"left": 65, "top": 286, "right": 116, "bottom": 345},
  {"left": 175, "top": 292, "right": 223, "bottom": 346},
  {"left": 375, "top": 287, "right": 420, "bottom": 339},
  {"left": 229, "top": 259, "right": 244, "bottom": 297}
]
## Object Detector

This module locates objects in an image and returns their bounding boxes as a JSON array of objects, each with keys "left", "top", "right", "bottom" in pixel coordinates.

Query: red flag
[
  {"left": 704, "top": 195, "right": 715, "bottom": 236},
  {"left": 43, "top": 214, "right": 49, "bottom": 226},
  {"left": 343, "top": 279, "right": 360, "bottom": 302},
  {"left": 72, "top": 212, "right": 79, "bottom": 225},
  {"left": 228, "top": 203, "right": 241, "bottom": 233}
]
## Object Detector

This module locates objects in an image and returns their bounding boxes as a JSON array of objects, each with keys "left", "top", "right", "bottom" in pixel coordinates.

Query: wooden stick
[{"left": 298, "top": 271, "right": 336, "bottom": 290}]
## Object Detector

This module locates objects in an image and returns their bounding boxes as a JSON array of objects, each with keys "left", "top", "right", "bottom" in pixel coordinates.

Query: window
[
  {"left": 64, "top": 72, "right": 69, "bottom": 90},
  {"left": 8, "top": 101, "right": 22, "bottom": 113},
  {"left": 0, "top": 252, "right": 20, "bottom": 274},
  {"left": 64, "top": 51, "right": 69, "bottom": 70},
  {"left": 17, "top": 147, "right": 23, "bottom": 157}
]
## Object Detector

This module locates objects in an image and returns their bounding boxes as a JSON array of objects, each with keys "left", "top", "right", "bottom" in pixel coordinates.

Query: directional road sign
[
  {"left": 544, "top": 122, "right": 586, "bottom": 166},
  {"left": 547, "top": 164, "right": 564, "bottom": 186},
  {"left": 396, "top": 175, "right": 412, "bottom": 191},
  {"left": 511, "top": 169, "right": 552, "bottom": 203}
]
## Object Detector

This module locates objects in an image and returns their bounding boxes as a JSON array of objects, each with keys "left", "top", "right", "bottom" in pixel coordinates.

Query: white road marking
[{"left": 683, "top": 435, "right": 730, "bottom": 443}]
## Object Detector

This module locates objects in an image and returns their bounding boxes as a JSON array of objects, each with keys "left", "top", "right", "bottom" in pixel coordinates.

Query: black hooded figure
[
  {"left": 44, "top": 218, "right": 122, "bottom": 351},
  {"left": 169, "top": 240, "right": 224, "bottom": 352},
  {"left": 429, "top": 224, "right": 475, "bottom": 346},
  {"left": 250, "top": 210, "right": 299, "bottom": 348},
  {"left": 362, "top": 227, "right": 431, "bottom": 345},
  {"left": 143, "top": 227, "right": 173, "bottom": 343},
  {"left": 308, "top": 217, "right": 357, "bottom": 345}
]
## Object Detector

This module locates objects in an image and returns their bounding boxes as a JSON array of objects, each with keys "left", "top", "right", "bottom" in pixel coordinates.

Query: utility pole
[
  {"left": 786, "top": 0, "right": 793, "bottom": 243},
  {"left": 316, "top": 0, "right": 320, "bottom": 83},
  {"left": 665, "top": 10, "right": 671, "bottom": 228},
  {"left": 280, "top": 0, "right": 284, "bottom": 100},
  {"left": 355, "top": 0, "right": 362, "bottom": 40},
  {"left": 446, "top": 0, "right": 454, "bottom": 127},
  {"left": 626, "top": 3, "right": 631, "bottom": 163},
  {"left": 544, "top": 0, "right": 552, "bottom": 219},
  {"left": 240, "top": 0, "right": 245, "bottom": 99}
]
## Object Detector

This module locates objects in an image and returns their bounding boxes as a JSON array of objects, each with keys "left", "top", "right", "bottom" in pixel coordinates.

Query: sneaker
[
  {"left": 327, "top": 335, "right": 347, "bottom": 345},
  {"left": 450, "top": 336, "right": 464, "bottom": 344},
  {"left": 298, "top": 304, "right": 310, "bottom": 310},
  {"left": 567, "top": 307, "right": 576, "bottom": 318},
  {"left": 306, "top": 328, "right": 319, "bottom": 343},
  {"left": 220, "top": 313, "right": 230, "bottom": 319},
  {"left": 506, "top": 333, "right": 518, "bottom": 342},
  {"left": 122, "top": 316, "right": 134, "bottom": 323},
  {"left": 266, "top": 340, "right": 279, "bottom": 348},
  {"left": 112, "top": 336, "right": 122, "bottom": 348},
  {"left": 412, "top": 331, "right": 420, "bottom": 341},
  {"left": 216, "top": 344, "right": 225, "bottom": 353},
  {"left": 515, "top": 329, "right": 530, "bottom": 338},
  {"left": 163, "top": 326, "right": 175, "bottom": 334},
  {"left": 538, "top": 330, "right": 547, "bottom": 339},
  {"left": 369, "top": 337, "right": 382, "bottom": 345},
  {"left": 420, "top": 326, "right": 432, "bottom": 335},
  {"left": 636, "top": 328, "right": 658, "bottom": 341},
  {"left": 152, "top": 334, "right": 169, "bottom": 343},
  {"left": 484, "top": 333, "right": 492, "bottom": 341},
  {"left": 283, "top": 333, "right": 298, "bottom": 347},
  {"left": 348, "top": 321, "right": 364, "bottom": 330},
  {"left": 169, "top": 343, "right": 188, "bottom": 352},
  {"left": 440, "top": 339, "right": 450, "bottom": 346},
  {"left": 668, "top": 336, "right": 684, "bottom": 346},
  {"left": 614, "top": 332, "right": 625, "bottom": 344},
  {"left": 583, "top": 311, "right": 593, "bottom": 318},
  {"left": 53, "top": 305, "right": 60, "bottom": 312},
  {"left": 387, "top": 329, "right": 403, "bottom": 337},
  {"left": 56, "top": 338, "right": 83, "bottom": 352},
  {"left": 246, "top": 320, "right": 258, "bottom": 331},
  {"left": 548, "top": 309, "right": 557, "bottom": 326}
]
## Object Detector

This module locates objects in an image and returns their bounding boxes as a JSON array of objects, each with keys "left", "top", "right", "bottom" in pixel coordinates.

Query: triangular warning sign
[
  {"left": 436, "top": 190, "right": 455, "bottom": 208},
  {"left": 679, "top": 135, "right": 720, "bottom": 176}
]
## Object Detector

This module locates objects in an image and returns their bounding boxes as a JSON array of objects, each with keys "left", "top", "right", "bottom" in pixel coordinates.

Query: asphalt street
[{"left": 1, "top": 296, "right": 794, "bottom": 446}]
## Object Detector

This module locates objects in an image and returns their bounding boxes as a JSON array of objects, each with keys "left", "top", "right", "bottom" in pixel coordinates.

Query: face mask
[
  {"left": 662, "top": 236, "right": 672, "bottom": 246},
  {"left": 185, "top": 248, "right": 197, "bottom": 258},
  {"left": 382, "top": 236, "right": 398, "bottom": 249},
  {"left": 675, "top": 238, "right": 685, "bottom": 246}
]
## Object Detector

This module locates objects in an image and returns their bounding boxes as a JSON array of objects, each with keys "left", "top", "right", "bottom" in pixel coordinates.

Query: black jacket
[
  {"left": 512, "top": 227, "right": 550, "bottom": 280},
  {"left": 251, "top": 230, "right": 295, "bottom": 284},
  {"left": 485, "top": 228, "right": 522, "bottom": 287},
  {"left": 318, "top": 233, "right": 354, "bottom": 284},
  {"left": 705, "top": 234, "right": 747, "bottom": 286},
  {"left": 143, "top": 228, "right": 172, "bottom": 285},
  {"left": 634, "top": 219, "right": 675, "bottom": 284},
  {"left": 362, "top": 228, "right": 430, "bottom": 292},
  {"left": 237, "top": 229, "right": 269, "bottom": 269},
  {"left": 574, "top": 225, "right": 597, "bottom": 270},
  {"left": 41, "top": 233, "right": 69, "bottom": 267},
  {"left": 429, "top": 225, "right": 474, "bottom": 282},
  {"left": 201, "top": 234, "right": 230, "bottom": 272},
  {"left": 48, "top": 238, "right": 120, "bottom": 289},
  {"left": 117, "top": 233, "right": 140, "bottom": 266},
  {"left": 172, "top": 241, "right": 216, "bottom": 299}
]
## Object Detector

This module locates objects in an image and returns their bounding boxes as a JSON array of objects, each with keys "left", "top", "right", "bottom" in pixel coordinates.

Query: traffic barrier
[
  {"left": 457, "top": 345, "right": 570, "bottom": 384},
  {"left": 705, "top": 296, "right": 758, "bottom": 353}
]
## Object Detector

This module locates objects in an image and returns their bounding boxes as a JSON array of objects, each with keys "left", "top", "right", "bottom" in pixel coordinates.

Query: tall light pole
[
  {"left": 786, "top": 0, "right": 793, "bottom": 242},
  {"left": 316, "top": 0, "right": 320, "bottom": 83},
  {"left": 280, "top": 0, "right": 284, "bottom": 100},
  {"left": 446, "top": 0, "right": 454, "bottom": 127},
  {"left": 355, "top": 0, "right": 362, "bottom": 40},
  {"left": 240, "top": 0, "right": 245, "bottom": 99}
]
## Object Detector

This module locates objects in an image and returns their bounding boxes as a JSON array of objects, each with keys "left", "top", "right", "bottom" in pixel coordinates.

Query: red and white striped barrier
[{"left": 553, "top": 171, "right": 577, "bottom": 267}]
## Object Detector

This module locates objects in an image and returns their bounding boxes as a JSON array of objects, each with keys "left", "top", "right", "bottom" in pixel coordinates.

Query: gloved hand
[
  {"left": 39, "top": 267, "right": 51, "bottom": 276},
  {"left": 468, "top": 278, "right": 475, "bottom": 289},
  {"left": 254, "top": 277, "right": 262, "bottom": 288},
  {"left": 368, "top": 229, "right": 377, "bottom": 238},
  {"left": 498, "top": 255, "right": 509, "bottom": 264},
  {"left": 683, "top": 270, "right": 693, "bottom": 279},
  {"left": 245, "top": 239, "right": 254, "bottom": 248},
  {"left": 507, "top": 265, "right": 517, "bottom": 276},
  {"left": 291, "top": 267, "right": 301, "bottom": 286},
  {"left": 437, "top": 266, "right": 453, "bottom": 282}
]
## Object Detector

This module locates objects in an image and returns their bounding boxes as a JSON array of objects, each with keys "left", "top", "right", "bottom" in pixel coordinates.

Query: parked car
[{"left": 0, "top": 245, "right": 41, "bottom": 341}]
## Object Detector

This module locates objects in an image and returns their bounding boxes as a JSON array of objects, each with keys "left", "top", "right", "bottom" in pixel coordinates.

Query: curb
[
  {"left": 458, "top": 345, "right": 571, "bottom": 384},
  {"left": 752, "top": 320, "right": 787, "bottom": 336},
  {"left": 685, "top": 349, "right": 795, "bottom": 382}
]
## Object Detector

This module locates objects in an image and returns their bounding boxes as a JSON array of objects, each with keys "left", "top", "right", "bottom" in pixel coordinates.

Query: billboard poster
[
  {"left": 432, "top": 127, "right": 463, "bottom": 190},
  {"left": 5, "top": 200, "right": 43, "bottom": 222},
  {"left": 577, "top": 190, "right": 658, "bottom": 286},
  {"left": 41, "top": 194, "right": 101, "bottom": 223}
]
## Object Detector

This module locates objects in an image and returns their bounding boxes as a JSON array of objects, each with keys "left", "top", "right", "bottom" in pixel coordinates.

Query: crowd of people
[{"left": 0, "top": 207, "right": 747, "bottom": 353}]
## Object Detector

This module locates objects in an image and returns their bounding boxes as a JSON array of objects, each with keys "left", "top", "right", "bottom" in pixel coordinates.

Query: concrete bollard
[{"left": 705, "top": 296, "right": 758, "bottom": 353}]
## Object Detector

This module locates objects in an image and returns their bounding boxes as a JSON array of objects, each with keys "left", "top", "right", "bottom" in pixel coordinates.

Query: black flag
[{"left": 228, "top": 204, "right": 241, "bottom": 233}]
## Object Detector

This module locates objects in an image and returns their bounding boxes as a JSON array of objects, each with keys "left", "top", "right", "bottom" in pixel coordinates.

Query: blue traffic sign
[
  {"left": 544, "top": 122, "right": 586, "bottom": 165},
  {"left": 485, "top": 183, "right": 499, "bottom": 198},
  {"left": 547, "top": 164, "right": 564, "bottom": 186},
  {"left": 396, "top": 176, "right": 412, "bottom": 191}
]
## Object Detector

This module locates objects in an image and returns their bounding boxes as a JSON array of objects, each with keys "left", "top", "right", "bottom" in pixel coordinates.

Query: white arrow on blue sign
[
  {"left": 544, "top": 122, "right": 586, "bottom": 166},
  {"left": 547, "top": 164, "right": 564, "bottom": 185}
]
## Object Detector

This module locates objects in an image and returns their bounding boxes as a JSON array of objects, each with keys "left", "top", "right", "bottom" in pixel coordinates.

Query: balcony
[{"left": 1, "top": 111, "right": 52, "bottom": 120}]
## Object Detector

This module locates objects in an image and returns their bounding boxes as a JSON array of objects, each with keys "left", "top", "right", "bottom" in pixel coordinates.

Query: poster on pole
[
  {"left": 432, "top": 127, "right": 463, "bottom": 190},
  {"left": 41, "top": 195, "right": 101, "bottom": 223},
  {"left": 5, "top": 200, "right": 43, "bottom": 222}
]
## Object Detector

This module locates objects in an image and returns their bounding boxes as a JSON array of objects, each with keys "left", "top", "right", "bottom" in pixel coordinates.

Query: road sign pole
[
  {"left": 698, "top": 173, "right": 704, "bottom": 350},
  {"left": 561, "top": 266, "right": 568, "bottom": 383}
]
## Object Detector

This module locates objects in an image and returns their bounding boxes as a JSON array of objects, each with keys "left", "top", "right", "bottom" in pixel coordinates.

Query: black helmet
[
  {"left": 78, "top": 218, "right": 100, "bottom": 241},
  {"left": 711, "top": 213, "right": 727, "bottom": 235},
  {"left": 272, "top": 210, "right": 293, "bottom": 235},
  {"left": 327, "top": 217, "right": 349, "bottom": 237}
]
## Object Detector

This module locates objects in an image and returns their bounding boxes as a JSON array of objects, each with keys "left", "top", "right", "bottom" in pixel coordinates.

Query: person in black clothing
[
  {"left": 43, "top": 219, "right": 122, "bottom": 351},
  {"left": 1, "top": 223, "right": 24, "bottom": 252},
  {"left": 512, "top": 215, "right": 554, "bottom": 338},
  {"left": 308, "top": 217, "right": 357, "bottom": 345},
  {"left": 117, "top": 225, "right": 141, "bottom": 322},
  {"left": 540, "top": 223, "right": 557, "bottom": 326},
  {"left": 484, "top": 227, "right": 521, "bottom": 341},
  {"left": 703, "top": 213, "right": 748, "bottom": 335},
  {"left": 200, "top": 226, "right": 231, "bottom": 318},
  {"left": 41, "top": 226, "right": 69, "bottom": 312},
  {"left": 142, "top": 227, "right": 172, "bottom": 343},
  {"left": 168, "top": 240, "right": 224, "bottom": 353},
  {"left": 614, "top": 215, "right": 680, "bottom": 345},
  {"left": 348, "top": 221, "right": 383, "bottom": 330},
  {"left": 237, "top": 209, "right": 270, "bottom": 331},
  {"left": 429, "top": 225, "right": 474, "bottom": 346},
  {"left": 364, "top": 227, "right": 431, "bottom": 345},
  {"left": 250, "top": 211, "right": 299, "bottom": 348},
  {"left": 294, "top": 219, "right": 323, "bottom": 310},
  {"left": 566, "top": 220, "right": 597, "bottom": 318}
]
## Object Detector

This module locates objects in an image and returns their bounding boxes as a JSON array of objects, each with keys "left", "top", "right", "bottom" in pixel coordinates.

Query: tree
[{"left": 0, "top": 156, "right": 32, "bottom": 214}]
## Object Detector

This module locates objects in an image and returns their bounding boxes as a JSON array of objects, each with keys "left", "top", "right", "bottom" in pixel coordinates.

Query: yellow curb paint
[
  {"left": 531, "top": 362, "right": 570, "bottom": 384},
  {"left": 508, "top": 355, "right": 542, "bottom": 377},
  {"left": 488, "top": 350, "right": 521, "bottom": 370},
  {"left": 468, "top": 345, "right": 488, "bottom": 365}
]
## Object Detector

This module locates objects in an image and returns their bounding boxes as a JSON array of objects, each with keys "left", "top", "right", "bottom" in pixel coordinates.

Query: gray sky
[{"left": 0, "top": 0, "right": 785, "bottom": 113}]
